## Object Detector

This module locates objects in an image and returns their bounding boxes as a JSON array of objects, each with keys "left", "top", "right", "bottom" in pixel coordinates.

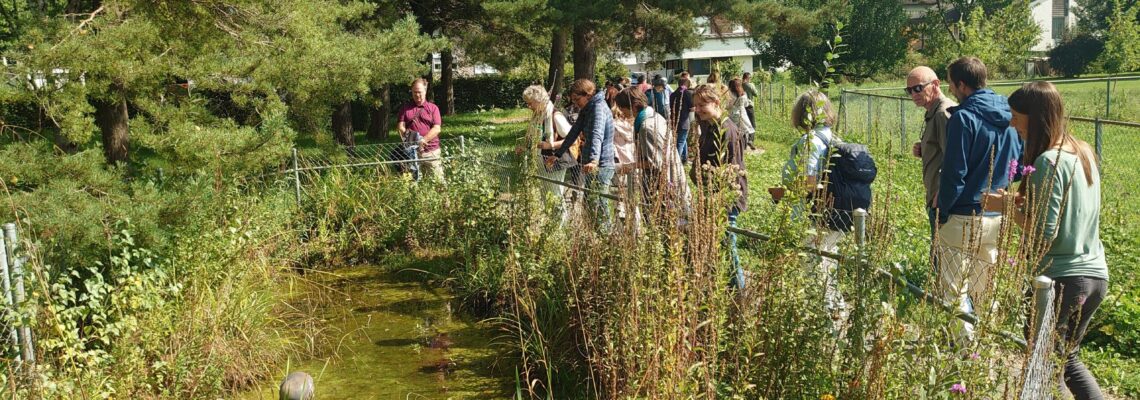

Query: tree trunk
[
  {"left": 547, "top": 28, "right": 568, "bottom": 97},
  {"left": 367, "top": 84, "right": 391, "bottom": 141},
  {"left": 332, "top": 101, "right": 354, "bottom": 147},
  {"left": 572, "top": 24, "right": 597, "bottom": 81},
  {"left": 93, "top": 86, "right": 129, "bottom": 165},
  {"left": 439, "top": 49, "right": 455, "bottom": 116}
]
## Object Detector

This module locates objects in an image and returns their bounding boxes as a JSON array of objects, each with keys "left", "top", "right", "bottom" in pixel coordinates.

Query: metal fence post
[
  {"left": 291, "top": 148, "right": 302, "bottom": 206},
  {"left": 0, "top": 235, "right": 15, "bottom": 361},
  {"left": 459, "top": 135, "right": 466, "bottom": 156},
  {"left": 1106, "top": 79, "right": 1112, "bottom": 118},
  {"left": 3, "top": 224, "right": 32, "bottom": 364},
  {"left": 1095, "top": 118, "right": 1104, "bottom": 165},
  {"left": 768, "top": 81, "right": 774, "bottom": 113},
  {"left": 840, "top": 90, "right": 847, "bottom": 134},
  {"left": 780, "top": 85, "right": 786, "bottom": 114},
  {"left": 853, "top": 208, "right": 868, "bottom": 248},
  {"left": 899, "top": 98, "right": 907, "bottom": 153},
  {"left": 865, "top": 95, "right": 873, "bottom": 144}
]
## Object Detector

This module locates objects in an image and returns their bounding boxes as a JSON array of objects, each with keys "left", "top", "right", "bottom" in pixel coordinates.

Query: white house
[
  {"left": 619, "top": 17, "right": 764, "bottom": 82},
  {"left": 1031, "top": 0, "right": 1079, "bottom": 51}
]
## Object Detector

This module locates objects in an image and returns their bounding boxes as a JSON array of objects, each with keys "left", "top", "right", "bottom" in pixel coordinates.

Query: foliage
[
  {"left": 717, "top": 58, "right": 744, "bottom": 81},
  {"left": 1098, "top": 1, "right": 1140, "bottom": 74},
  {"left": 841, "top": 0, "right": 907, "bottom": 82},
  {"left": 467, "top": 1, "right": 552, "bottom": 71},
  {"left": 9, "top": 0, "right": 440, "bottom": 163},
  {"left": 0, "top": 140, "right": 315, "bottom": 398},
  {"left": 745, "top": 0, "right": 903, "bottom": 84},
  {"left": 1048, "top": 34, "right": 1106, "bottom": 77},
  {"left": 918, "top": 0, "right": 1040, "bottom": 78},
  {"left": 596, "top": 58, "right": 631, "bottom": 87},
  {"left": 747, "top": 0, "right": 843, "bottom": 85},
  {"left": 1076, "top": 0, "right": 1140, "bottom": 37},
  {"left": 384, "top": 76, "right": 533, "bottom": 113}
]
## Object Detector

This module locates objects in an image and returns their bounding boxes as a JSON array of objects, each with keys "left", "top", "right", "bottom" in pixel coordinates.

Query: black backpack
[{"left": 811, "top": 131, "right": 876, "bottom": 231}]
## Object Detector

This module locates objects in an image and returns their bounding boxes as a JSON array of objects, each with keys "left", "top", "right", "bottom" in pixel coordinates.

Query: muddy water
[{"left": 236, "top": 263, "right": 510, "bottom": 399}]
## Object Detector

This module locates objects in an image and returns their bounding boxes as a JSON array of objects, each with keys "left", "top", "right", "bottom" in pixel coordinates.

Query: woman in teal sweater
[{"left": 986, "top": 81, "right": 1107, "bottom": 400}]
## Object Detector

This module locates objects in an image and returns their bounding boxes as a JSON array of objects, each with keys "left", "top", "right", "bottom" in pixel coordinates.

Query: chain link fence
[{"left": 284, "top": 137, "right": 468, "bottom": 204}]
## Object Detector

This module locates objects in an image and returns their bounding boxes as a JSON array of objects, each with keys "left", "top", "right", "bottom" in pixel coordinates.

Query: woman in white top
[
  {"left": 729, "top": 78, "right": 756, "bottom": 149},
  {"left": 611, "top": 100, "right": 640, "bottom": 224},
  {"left": 522, "top": 85, "right": 572, "bottom": 204},
  {"left": 613, "top": 87, "right": 691, "bottom": 226}
]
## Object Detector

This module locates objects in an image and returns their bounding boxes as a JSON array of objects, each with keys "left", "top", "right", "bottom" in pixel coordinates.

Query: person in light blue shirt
[{"left": 777, "top": 90, "right": 846, "bottom": 332}]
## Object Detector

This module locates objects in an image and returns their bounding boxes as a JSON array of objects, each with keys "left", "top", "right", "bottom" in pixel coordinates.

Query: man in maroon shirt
[{"left": 398, "top": 78, "right": 443, "bottom": 180}]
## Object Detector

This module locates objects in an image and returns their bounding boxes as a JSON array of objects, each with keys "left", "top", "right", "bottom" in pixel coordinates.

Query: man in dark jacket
[
  {"left": 552, "top": 79, "right": 616, "bottom": 230},
  {"left": 936, "top": 57, "right": 1022, "bottom": 345},
  {"left": 646, "top": 76, "right": 671, "bottom": 122},
  {"left": 670, "top": 77, "right": 694, "bottom": 163}
]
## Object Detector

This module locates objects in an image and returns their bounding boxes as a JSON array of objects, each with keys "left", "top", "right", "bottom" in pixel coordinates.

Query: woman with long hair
[
  {"left": 986, "top": 81, "right": 1108, "bottom": 400},
  {"left": 611, "top": 92, "right": 640, "bottom": 224},
  {"left": 728, "top": 78, "right": 756, "bottom": 150},
  {"left": 522, "top": 85, "right": 573, "bottom": 221},
  {"left": 614, "top": 86, "right": 690, "bottom": 227}
]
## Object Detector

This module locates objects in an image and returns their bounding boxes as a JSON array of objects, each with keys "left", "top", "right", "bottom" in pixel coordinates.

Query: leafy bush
[
  {"left": 1099, "top": 1, "right": 1140, "bottom": 74},
  {"left": 387, "top": 77, "right": 533, "bottom": 114},
  {"left": 919, "top": 0, "right": 1041, "bottom": 79},
  {"left": 0, "top": 138, "right": 313, "bottom": 398},
  {"left": 1049, "top": 34, "right": 1106, "bottom": 77}
]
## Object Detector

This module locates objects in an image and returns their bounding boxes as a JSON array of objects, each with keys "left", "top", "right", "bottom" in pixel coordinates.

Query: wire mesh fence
[{"left": 289, "top": 137, "right": 467, "bottom": 173}]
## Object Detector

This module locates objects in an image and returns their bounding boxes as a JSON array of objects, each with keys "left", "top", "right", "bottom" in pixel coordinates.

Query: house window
[
  {"left": 1053, "top": 16, "right": 1065, "bottom": 40},
  {"left": 665, "top": 59, "right": 683, "bottom": 72},
  {"left": 689, "top": 59, "right": 711, "bottom": 75}
]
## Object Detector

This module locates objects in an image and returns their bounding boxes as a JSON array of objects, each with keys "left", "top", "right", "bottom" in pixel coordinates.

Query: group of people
[
  {"left": 514, "top": 56, "right": 1107, "bottom": 399},
  {"left": 907, "top": 57, "right": 1108, "bottom": 400}
]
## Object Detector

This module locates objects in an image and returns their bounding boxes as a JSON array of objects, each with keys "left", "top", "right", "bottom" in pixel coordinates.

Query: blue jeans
[
  {"left": 676, "top": 128, "right": 689, "bottom": 164},
  {"left": 585, "top": 166, "right": 615, "bottom": 231},
  {"left": 727, "top": 209, "right": 744, "bottom": 290}
]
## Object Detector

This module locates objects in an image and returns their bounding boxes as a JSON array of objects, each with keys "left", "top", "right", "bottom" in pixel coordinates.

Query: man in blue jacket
[
  {"left": 551, "top": 79, "right": 616, "bottom": 230},
  {"left": 936, "top": 57, "right": 1022, "bottom": 345}
]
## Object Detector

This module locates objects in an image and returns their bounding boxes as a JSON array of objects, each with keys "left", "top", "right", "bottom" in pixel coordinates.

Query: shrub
[
  {"left": 386, "top": 77, "right": 534, "bottom": 114},
  {"left": 1099, "top": 1, "right": 1140, "bottom": 74},
  {"left": 1049, "top": 34, "right": 1105, "bottom": 77}
]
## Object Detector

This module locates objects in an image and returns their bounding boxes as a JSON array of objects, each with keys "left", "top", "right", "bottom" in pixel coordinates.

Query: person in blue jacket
[
  {"left": 936, "top": 56, "right": 1023, "bottom": 346},
  {"left": 549, "top": 79, "right": 616, "bottom": 231}
]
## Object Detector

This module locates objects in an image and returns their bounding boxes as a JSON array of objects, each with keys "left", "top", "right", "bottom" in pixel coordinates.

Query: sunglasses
[{"left": 904, "top": 82, "right": 932, "bottom": 95}]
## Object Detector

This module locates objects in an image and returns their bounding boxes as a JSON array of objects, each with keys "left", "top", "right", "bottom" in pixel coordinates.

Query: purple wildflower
[
  {"left": 970, "top": 352, "right": 980, "bottom": 360},
  {"left": 1009, "top": 159, "right": 1019, "bottom": 181},
  {"left": 950, "top": 383, "right": 967, "bottom": 394},
  {"left": 1020, "top": 165, "right": 1036, "bottom": 176}
]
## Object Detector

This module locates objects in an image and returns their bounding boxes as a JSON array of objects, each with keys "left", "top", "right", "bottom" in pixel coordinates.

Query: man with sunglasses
[{"left": 906, "top": 66, "right": 956, "bottom": 235}]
